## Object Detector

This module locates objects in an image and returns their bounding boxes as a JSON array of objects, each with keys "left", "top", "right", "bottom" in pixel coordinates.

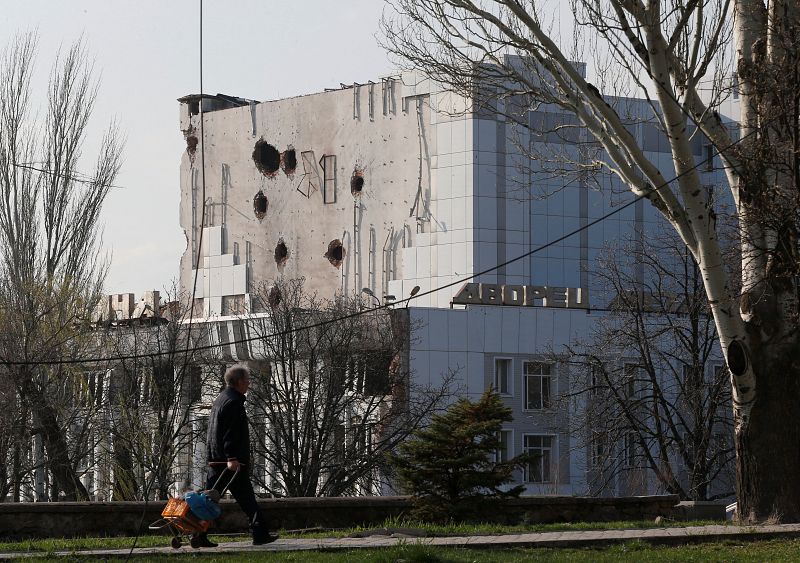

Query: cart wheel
[
  {"left": 171, "top": 537, "right": 182, "bottom": 549},
  {"left": 190, "top": 535, "right": 202, "bottom": 549}
]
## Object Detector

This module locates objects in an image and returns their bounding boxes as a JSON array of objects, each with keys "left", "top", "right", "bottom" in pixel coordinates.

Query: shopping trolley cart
[{"left": 148, "top": 464, "right": 240, "bottom": 549}]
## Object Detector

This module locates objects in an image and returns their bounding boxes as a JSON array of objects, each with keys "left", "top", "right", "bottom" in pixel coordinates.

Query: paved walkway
[{"left": 3, "top": 523, "right": 800, "bottom": 559}]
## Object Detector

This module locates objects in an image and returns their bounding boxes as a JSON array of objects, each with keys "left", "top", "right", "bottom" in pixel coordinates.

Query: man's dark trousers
[{"left": 206, "top": 466, "right": 269, "bottom": 534}]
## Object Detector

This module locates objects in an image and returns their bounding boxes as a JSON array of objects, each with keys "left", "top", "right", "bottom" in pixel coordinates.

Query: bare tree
[
  {"left": 0, "top": 34, "right": 122, "bottom": 501},
  {"left": 100, "top": 287, "right": 213, "bottom": 501},
  {"left": 565, "top": 230, "right": 734, "bottom": 500},
  {"left": 245, "top": 279, "right": 452, "bottom": 497},
  {"left": 383, "top": 0, "right": 800, "bottom": 521}
]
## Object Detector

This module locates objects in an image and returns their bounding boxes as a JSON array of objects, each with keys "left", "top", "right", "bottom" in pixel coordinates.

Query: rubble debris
[
  {"left": 274, "top": 239, "right": 289, "bottom": 267},
  {"left": 350, "top": 168, "right": 365, "bottom": 195},
  {"left": 282, "top": 147, "right": 297, "bottom": 176},
  {"left": 325, "top": 239, "right": 345, "bottom": 268},
  {"left": 253, "top": 190, "right": 268, "bottom": 219},
  {"left": 253, "top": 139, "right": 281, "bottom": 177}
]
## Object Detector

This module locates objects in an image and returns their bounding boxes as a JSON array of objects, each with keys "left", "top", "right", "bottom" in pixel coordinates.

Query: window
[
  {"left": 623, "top": 363, "right": 637, "bottom": 398},
  {"left": 320, "top": 154, "right": 337, "bottom": 203},
  {"left": 299, "top": 150, "right": 320, "bottom": 197},
  {"left": 590, "top": 364, "right": 604, "bottom": 396},
  {"left": 590, "top": 432, "right": 606, "bottom": 468},
  {"left": 682, "top": 363, "right": 703, "bottom": 385},
  {"left": 184, "top": 365, "right": 202, "bottom": 404},
  {"left": 623, "top": 433, "right": 637, "bottom": 468},
  {"left": 494, "top": 358, "right": 512, "bottom": 395},
  {"left": 704, "top": 144, "right": 714, "bottom": 171},
  {"left": 494, "top": 430, "right": 512, "bottom": 463},
  {"left": 523, "top": 362, "right": 552, "bottom": 409},
  {"left": 524, "top": 435, "right": 553, "bottom": 483}
]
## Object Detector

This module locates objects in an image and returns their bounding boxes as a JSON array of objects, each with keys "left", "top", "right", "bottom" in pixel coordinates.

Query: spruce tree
[{"left": 389, "top": 389, "right": 529, "bottom": 522}]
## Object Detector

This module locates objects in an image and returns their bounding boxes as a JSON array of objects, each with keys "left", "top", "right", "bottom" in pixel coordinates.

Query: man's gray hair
[{"left": 224, "top": 364, "right": 250, "bottom": 387}]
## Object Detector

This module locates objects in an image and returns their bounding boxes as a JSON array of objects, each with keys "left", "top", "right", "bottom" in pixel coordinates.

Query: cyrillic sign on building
[{"left": 452, "top": 283, "right": 589, "bottom": 309}]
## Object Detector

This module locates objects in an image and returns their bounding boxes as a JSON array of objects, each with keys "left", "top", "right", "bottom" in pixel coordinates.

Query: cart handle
[
  {"left": 207, "top": 464, "right": 242, "bottom": 495},
  {"left": 148, "top": 518, "right": 171, "bottom": 530}
]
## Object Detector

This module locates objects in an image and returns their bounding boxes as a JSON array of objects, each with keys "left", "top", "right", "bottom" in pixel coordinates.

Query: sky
[{"left": 0, "top": 1, "right": 392, "bottom": 294}]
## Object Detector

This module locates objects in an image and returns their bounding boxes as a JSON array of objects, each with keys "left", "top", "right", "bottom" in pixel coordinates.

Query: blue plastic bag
[{"left": 184, "top": 491, "right": 222, "bottom": 521}]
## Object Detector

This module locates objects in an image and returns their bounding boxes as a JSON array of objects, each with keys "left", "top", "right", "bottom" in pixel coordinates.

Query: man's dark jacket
[{"left": 206, "top": 387, "right": 250, "bottom": 466}]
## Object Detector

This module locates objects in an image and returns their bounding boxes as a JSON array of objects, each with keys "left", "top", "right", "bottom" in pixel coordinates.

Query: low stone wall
[{"left": 0, "top": 495, "right": 678, "bottom": 539}]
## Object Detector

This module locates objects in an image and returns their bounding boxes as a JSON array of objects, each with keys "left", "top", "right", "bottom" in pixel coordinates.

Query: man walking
[{"left": 196, "top": 364, "right": 276, "bottom": 547}]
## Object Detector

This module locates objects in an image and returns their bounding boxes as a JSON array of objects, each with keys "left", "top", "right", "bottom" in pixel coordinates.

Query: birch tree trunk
[{"left": 730, "top": 0, "right": 800, "bottom": 522}]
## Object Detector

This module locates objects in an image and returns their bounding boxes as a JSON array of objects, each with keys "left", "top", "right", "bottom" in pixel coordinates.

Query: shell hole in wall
[
  {"left": 253, "top": 140, "right": 281, "bottom": 176},
  {"left": 282, "top": 148, "right": 297, "bottom": 175},
  {"left": 268, "top": 285, "right": 281, "bottom": 308},
  {"left": 186, "top": 135, "right": 198, "bottom": 156},
  {"left": 350, "top": 169, "right": 365, "bottom": 195},
  {"left": 253, "top": 191, "right": 268, "bottom": 220},
  {"left": 274, "top": 239, "right": 289, "bottom": 267},
  {"left": 325, "top": 239, "right": 345, "bottom": 268}
]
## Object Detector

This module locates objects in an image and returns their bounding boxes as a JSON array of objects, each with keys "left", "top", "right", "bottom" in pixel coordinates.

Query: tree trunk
[
  {"left": 36, "top": 403, "right": 89, "bottom": 501},
  {"left": 736, "top": 343, "right": 800, "bottom": 522},
  {"left": 20, "top": 377, "right": 89, "bottom": 502}
]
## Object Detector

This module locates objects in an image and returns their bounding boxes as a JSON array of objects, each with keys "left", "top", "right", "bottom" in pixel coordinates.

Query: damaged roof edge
[
  {"left": 178, "top": 93, "right": 258, "bottom": 110},
  {"left": 179, "top": 73, "right": 405, "bottom": 108}
]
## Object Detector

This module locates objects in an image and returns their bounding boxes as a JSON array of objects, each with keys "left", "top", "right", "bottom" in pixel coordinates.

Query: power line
[
  {"left": 11, "top": 161, "right": 126, "bottom": 189},
  {"left": 0, "top": 118, "right": 766, "bottom": 367},
  {"left": 127, "top": 0, "right": 208, "bottom": 555}
]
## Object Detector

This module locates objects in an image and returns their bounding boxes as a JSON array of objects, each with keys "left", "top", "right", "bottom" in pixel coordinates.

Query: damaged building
[{"left": 166, "top": 60, "right": 733, "bottom": 498}]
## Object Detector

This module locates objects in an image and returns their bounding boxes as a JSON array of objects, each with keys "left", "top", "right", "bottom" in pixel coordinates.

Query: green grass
[
  {"left": 15, "top": 538, "right": 800, "bottom": 562},
  {"left": 0, "top": 534, "right": 238, "bottom": 553},
  {"left": 0, "top": 519, "right": 722, "bottom": 553},
  {"left": 340, "top": 516, "right": 723, "bottom": 538}
]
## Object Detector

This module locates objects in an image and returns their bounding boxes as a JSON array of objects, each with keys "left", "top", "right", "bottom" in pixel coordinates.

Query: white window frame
[
  {"left": 523, "top": 434, "right": 555, "bottom": 483},
  {"left": 493, "top": 357, "right": 513, "bottom": 396},
  {"left": 590, "top": 431, "right": 606, "bottom": 468},
  {"left": 523, "top": 361, "right": 553, "bottom": 411},
  {"left": 493, "top": 429, "right": 514, "bottom": 463},
  {"left": 623, "top": 432, "right": 637, "bottom": 468}
]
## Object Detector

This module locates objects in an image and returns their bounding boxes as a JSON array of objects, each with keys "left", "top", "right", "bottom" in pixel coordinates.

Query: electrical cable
[
  {"left": 0, "top": 118, "right": 768, "bottom": 368},
  {"left": 11, "top": 161, "right": 126, "bottom": 189},
  {"left": 127, "top": 0, "right": 208, "bottom": 555}
]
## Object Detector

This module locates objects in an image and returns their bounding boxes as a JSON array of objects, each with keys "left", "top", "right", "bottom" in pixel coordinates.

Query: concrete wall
[
  {"left": 179, "top": 81, "right": 427, "bottom": 315},
  {"left": 0, "top": 495, "right": 679, "bottom": 538}
]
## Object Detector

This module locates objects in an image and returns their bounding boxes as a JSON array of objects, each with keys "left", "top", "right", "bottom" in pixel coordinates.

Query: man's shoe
[
  {"left": 252, "top": 531, "right": 279, "bottom": 545},
  {"left": 191, "top": 533, "right": 219, "bottom": 548}
]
